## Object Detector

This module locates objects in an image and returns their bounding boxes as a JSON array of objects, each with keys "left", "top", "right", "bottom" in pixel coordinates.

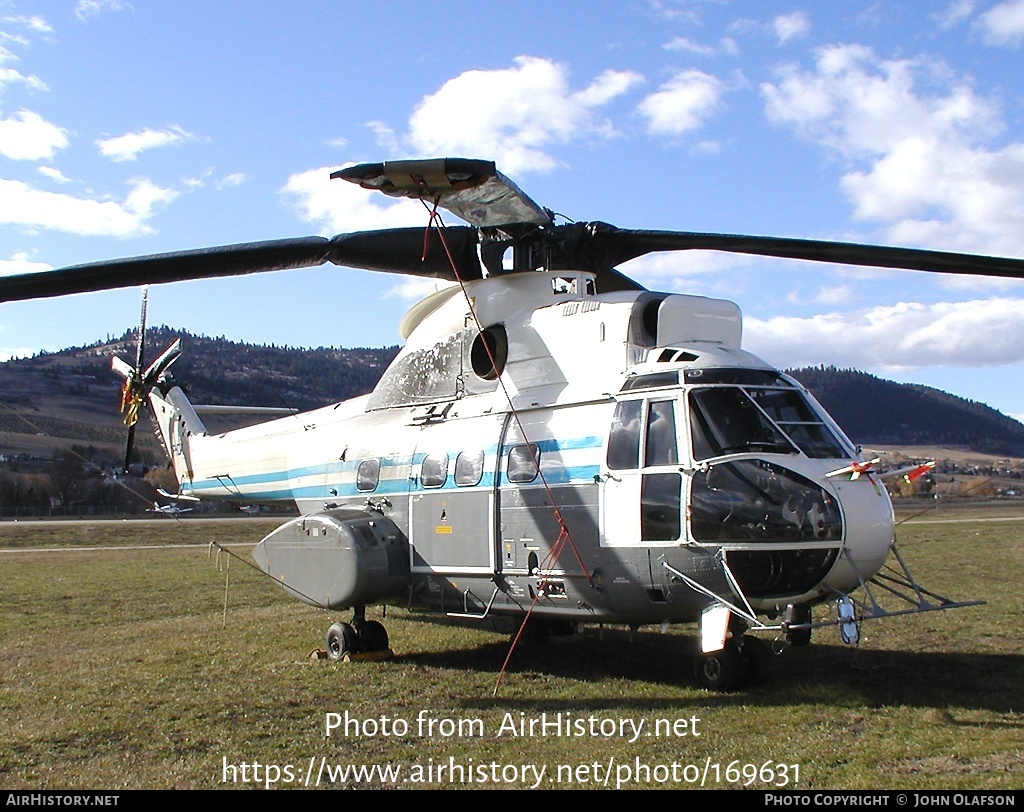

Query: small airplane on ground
[
  {"left": 0, "top": 158, "right": 1013, "bottom": 689},
  {"left": 146, "top": 488, "right": 199, "bottom": 516},
  {"left": 147, "top": 502, "right": 194, "bottom": 517}
]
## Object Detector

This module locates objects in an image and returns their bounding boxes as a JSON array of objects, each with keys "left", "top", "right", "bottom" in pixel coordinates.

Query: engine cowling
[{"left": 252, "top": 508, "right": 410, "bottom": 610}]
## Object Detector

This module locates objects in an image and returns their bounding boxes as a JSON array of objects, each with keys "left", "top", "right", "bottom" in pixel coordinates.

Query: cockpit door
[{"left": 600, "top": 397, "right": 684, "bottom": 547}]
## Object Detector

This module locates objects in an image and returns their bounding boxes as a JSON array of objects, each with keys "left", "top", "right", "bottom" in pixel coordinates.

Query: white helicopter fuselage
[{"left": 143, "top": 269, "right": 894, "bottom": 628}]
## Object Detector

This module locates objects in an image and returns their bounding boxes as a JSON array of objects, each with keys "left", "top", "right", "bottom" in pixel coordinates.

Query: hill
[
  {"left": 787, "top": 366, "right": 1024, "bottom": 457},
  {"left": 1, "top": 331, "right": 1022, "bottom": 459},
  {"left": 0, "top": 327, "right": 399, "bottom": 458}
]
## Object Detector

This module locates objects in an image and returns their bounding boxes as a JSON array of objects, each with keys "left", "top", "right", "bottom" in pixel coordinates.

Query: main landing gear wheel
[
  {"left": 325, "top": 606, "right": 391, "bottom": 660},
  {"left": 325, "top": 622, "right": 357, "bottom": 662},
  {"left": 356, "top": 619, "right": 389, "bottom": 652}
]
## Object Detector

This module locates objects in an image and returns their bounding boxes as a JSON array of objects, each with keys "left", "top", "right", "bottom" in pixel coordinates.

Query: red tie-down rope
[{"left": 411, "top": 190, "right": 595, "bottom": 694}]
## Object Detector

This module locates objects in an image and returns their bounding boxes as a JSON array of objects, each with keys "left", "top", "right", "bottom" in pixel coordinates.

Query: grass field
[{"left": 0, "top": 507, "right": 1021, "bottom": 791}]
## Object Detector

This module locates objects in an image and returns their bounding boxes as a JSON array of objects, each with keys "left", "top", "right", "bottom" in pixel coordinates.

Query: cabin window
[
  {"left": 420, "top": 453, "right": 449, "bottom": 488},
  {"left": 507, "top": 443, "right": 540, "bottom": 483},
  {"left": 454, "top": 450, "right": 485, "bottom": 486},
  {"left": 607, "top": 399, "right": 642, "bottom": 470},
  {"left": 356, "top": 459, "right": 380, "bottom": 492}
]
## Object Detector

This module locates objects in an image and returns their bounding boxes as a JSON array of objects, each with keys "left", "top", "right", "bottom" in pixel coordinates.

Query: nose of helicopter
[{"left": 824, "top": 474, "right": 896, "bottom": 594}]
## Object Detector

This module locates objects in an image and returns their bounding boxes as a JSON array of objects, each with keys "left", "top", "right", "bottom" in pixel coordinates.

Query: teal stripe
[{"left": 188, "top": 436, "right": 604, "bottom": 499}]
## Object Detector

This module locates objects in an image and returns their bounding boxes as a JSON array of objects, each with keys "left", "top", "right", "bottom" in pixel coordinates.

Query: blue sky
[{"left": 1, "top": 1, "right": 1024, "bottom": 423}]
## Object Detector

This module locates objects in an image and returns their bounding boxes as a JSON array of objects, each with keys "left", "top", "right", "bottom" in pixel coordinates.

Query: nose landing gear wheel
[
  {"left": 694, "top": 645, "right": 740, "bottom": 691},
  {"left": 694, "top": 634, "right": 772, "bottom": 690}
]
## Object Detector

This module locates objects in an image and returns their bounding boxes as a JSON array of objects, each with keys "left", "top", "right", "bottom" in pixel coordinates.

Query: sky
[{"left": 0, "top": 1, "right": 1023, "bottom": 422}]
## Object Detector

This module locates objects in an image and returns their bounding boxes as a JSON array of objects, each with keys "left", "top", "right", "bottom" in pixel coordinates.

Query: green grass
[{"left": 0, "top": 508, "right": 1021, "bottom": 790}]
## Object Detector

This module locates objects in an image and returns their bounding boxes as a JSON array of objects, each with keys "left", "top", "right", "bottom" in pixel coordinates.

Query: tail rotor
[
  {"left": 119, "top": 288, "right": 148, "bottom": 473},
  {"left": 112, "top": 287, "right": 182, "bottom": 474}
]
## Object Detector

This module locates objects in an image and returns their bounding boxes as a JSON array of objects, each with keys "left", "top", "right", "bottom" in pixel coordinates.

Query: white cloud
[
  {"left": 403, "top": 56, "right": 643, "bottom": 175},
  {"left": 96, "top": 125, "right": 195, "bottom": 162},
  {"left": 216, "top": 172, "right": 245, "bottom": 189},
  {"left": 123, "top": 178, "right": 177, "bottom": 219},
  {"left": 383, "top": 277, "right": 457, "bottom": 301},
  {"left": 761, "top": 44, "right": 1024, "bottom": 258},
  {"left": 0, "top": 251, "right": 50, "bottom": 277},
  {"left": 663, "top": 36, "right": 719, "bottom": 57},
  {"left": 814, "top": 284, "right": 855, "bottom": 305},
  {"left": 280, "top": 166, "right": 428, "bottom": 234},
  {"left": 1, "top": 15, "right": 53, "bottom": 35},
  {"left": 745, "top": 297, "right": 1024, "bottom": 370},
  {"left": 36, "top": 165, "right": 70, "bottom": 183},
  {"left": 620, "top": 248, "right": 742, "bottom": 281},
  {"left": 638, "top": 69, "right": 724, "bottom": 136},
  {"left": 0, "top": 65, "right": 47, "bottom": 93},
  {"left": 0, "top": 109, "right": 68, "bottom": 160},
  {"left": 977, "top": 0, "right": 1024, "bottom": 44},
  {"left": 75, "top": 1, "right": 131, "bottom": 21},
  {"left": 0, "top": 17, "right": 51, "bottom": 94},
  {"left": 617, "top": 250, "right": 757, "bottom": 300},
  {"left": 773, "top": 11, "right": 810, "bottom": 44},
  {"left": 931, "top": 0, "right": 976, "bottom": 29},
  {"left": 0, "top": 346, "right": 36, "bottom": 360},
  {"left": 0, "top": 177, "right": 175, "bottom": 237}
]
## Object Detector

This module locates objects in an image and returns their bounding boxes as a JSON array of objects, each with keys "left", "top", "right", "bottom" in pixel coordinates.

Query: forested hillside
[
  {"left": 2, "top": 332, "right": 1023, "bottom": 460},
  {"left": 788, "top": 366, "right": 1024, "bottom": 456}
]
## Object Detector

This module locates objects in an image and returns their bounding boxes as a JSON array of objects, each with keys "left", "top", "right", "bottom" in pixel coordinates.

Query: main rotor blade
[
  {"left": 334, "top": 158, "right": 553, "bottom": 229},
  {"left": 0, "top": 227, "right": 481, "bottom": 304},
  {"left": 591, "top": 227, "right": 1024, "bottom": 280}
]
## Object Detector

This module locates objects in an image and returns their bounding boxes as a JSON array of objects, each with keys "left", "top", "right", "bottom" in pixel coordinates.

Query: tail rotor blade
[
  {"left": 118, "top": 287, "right": 153, "bottom": 475},
  {"left": 141, "top": 339, "right": 182, "bottom": 387},
  {"left": 135, "top": 286, "right": 148, "bottom": 372},
  {"left": 123, "top": 424, "right": 136, "bottom": 475}
]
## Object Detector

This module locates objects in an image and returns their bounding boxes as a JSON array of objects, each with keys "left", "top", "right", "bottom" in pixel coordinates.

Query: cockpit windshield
[{"left": 689, "top": 380, "right": 850, "bottom": 460}]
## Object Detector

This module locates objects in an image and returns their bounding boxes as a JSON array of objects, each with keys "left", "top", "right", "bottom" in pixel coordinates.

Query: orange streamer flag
[{"left": 903, "top": 461, "right": 936, "bottom": 484}]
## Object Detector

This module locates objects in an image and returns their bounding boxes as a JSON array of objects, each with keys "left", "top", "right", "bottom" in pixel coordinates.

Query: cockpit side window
[
  {"left": 607, "top": 399, "right": 642, "bottom": 470},
  {"left": 604, "top": 398, "right": 683, "bottom": 543},
  {"left": 645, "top": 400, "right": 678, "bottom": 466}
]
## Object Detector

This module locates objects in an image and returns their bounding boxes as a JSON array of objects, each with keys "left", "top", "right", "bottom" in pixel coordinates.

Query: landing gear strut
[{"left": 324, "top": 605, "right": 390, "bottom": 661}]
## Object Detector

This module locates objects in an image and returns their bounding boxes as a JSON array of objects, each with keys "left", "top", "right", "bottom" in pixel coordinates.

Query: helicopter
[{"left": 0, "top": 157, "right": 1016, "bottom": 690}]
